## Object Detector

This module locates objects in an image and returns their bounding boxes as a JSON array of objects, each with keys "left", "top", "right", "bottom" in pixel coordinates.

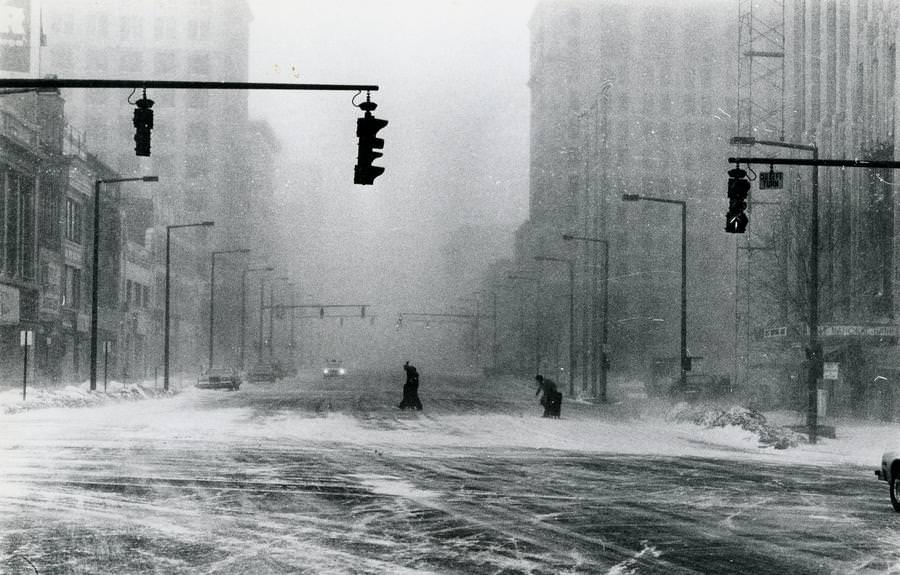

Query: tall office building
[
  {"left": 524, "top": 0, "right": 735, "bottom": 388},
  {"left": 39, "top": 0, "right": 253, "bottom": 240}
]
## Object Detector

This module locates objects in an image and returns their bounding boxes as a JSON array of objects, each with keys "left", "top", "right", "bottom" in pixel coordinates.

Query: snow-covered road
[{"left": 0, "top": 371, "right": 898, "bottom": 574}]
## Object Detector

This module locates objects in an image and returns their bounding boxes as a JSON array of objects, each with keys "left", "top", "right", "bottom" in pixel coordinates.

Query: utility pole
[
  {"left": 730, "top": 139, "right": 828, "bottom": 442},
  {"left": 492, "top": 291, "right": 498, "bottom": 370},
  {"left": 90, "top": 176, "right": 157, "bottom": 392},
  {"left": 208, "top": 248, "right": 249, "bottom": 370},
  {"left": 240, "top": 266, "right": 272, "bottom": 371},
  {"left": 258, "top": 276, "right": 266, "bottom": 364},
  {"left": 622, "top": 195, "right": 689, "bottom": 394},
  {"left": 164, "top": 221, "right": 214, "bottom": 391}
]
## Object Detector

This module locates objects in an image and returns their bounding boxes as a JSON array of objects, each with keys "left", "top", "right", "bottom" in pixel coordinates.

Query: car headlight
[
  {"left": 323, "top": 369, "right": 328, "bottom": 374},
  {"left": 338, "top": 368, "right": 346, "bottom": 375}
]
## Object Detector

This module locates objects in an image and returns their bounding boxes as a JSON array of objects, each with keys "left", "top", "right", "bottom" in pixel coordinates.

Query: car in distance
[
  {"left": 876, "top": 452, "right": 900, "bottom": 511},
  {"left": 247, "top": 362, "right": 277, "bottom": 383},
  {"left": 196, "top": 367, "right": 241, "bottom": 391},
  {"left": 323, "top": 359, "right": 346, "bottom": 378}
]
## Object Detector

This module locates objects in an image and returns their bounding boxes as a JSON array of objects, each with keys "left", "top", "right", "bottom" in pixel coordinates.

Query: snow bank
[
  {"left": 668, "top": 403, "right": 807, "bottom": 449},
  {"left": 0, "top": 379, "right": 178, "bottom": 415}
]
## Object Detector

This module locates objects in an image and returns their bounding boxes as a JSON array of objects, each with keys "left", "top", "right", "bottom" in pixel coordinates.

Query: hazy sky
[{"left": 246, "top": 1, "right": 535, "bottom": 309}]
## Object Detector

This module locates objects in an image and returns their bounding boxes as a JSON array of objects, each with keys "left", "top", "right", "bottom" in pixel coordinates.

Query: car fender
[{"left": 878, "top": 451, "right": 899, "bottom": 482}]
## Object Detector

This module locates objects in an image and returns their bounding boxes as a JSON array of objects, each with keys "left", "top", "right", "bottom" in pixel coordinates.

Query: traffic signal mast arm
[
  {"left": 728, "top": 157, "right": 900, "bottom": 169},
  {"left": 0, "top": 78, "right": 379, "bottom": 92},
  {"left": 263, "top": 304, "right": 371, "bottom": 311}
]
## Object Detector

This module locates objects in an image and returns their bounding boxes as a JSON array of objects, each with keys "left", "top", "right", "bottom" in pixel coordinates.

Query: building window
[
  {"left": 63, "top": 265, "right": 79, "bottom": 309},
  {"left": 65, "top": 198, "right": 82, "bottom": 244},
  {"left": 39, "top": 178, "right": 61, "bottom": 249},
  {"left": 21, "top": 176, "right": 33, "bottom": 280}
]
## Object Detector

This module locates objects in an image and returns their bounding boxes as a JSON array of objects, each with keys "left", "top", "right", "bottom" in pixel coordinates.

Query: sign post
[
  {"left": 20, "top": 329, "right": 32, "bottom": 400},
  {"left": 103, "top": 341, "right": 110, "bottom": 392}
]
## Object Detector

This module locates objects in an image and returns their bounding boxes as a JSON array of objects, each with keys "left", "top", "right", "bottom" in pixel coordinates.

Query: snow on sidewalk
[{"left": 0, "top": 378, "right": 181, "bottom": 415}]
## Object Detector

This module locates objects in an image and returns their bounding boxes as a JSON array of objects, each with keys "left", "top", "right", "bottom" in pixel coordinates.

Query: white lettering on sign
[{"left": 0, "top": 6, "right": 26, "bottom": 35}]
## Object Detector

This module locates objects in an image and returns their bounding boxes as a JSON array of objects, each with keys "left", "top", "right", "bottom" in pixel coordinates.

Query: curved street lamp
[
  {"left": 208, "top": 248, "right": 250, "bottom": 369},
  {"left": 164, "top": 220, "right": 214, "bottom": 391},
  {"left": 90, "top": 175, "right": 157, "bottom": 392}
]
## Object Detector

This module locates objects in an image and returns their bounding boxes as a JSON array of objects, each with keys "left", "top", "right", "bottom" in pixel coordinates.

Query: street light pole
[
  {"left": 258, "top": 276, "right": 265, "bottom": 364},
  {"left": 563, "top": 233, "right": 610, "bottom": 402},
  {"left": 90, "top": 175, "right": 157, "bottom": 392},
  {"left": 240, "top": 265, "right": 273, "bottom": 370},
  {"left": 208, "top": 248, "right": 250, "bottom": 370},
  {"left": 270, "top": 277, "right": 290, "bottom": 362},
  {"left": 535, "top": 255, "right": 576, "bottom": 397},
  {"left": 622, "top": 194, "right": 688, "bottom": 393},
  {"left": 164, "top": 220, "right": 214, "bottom": 391},
  {"left": 729, "top": 135, "right": 820, "bottom": 443}
]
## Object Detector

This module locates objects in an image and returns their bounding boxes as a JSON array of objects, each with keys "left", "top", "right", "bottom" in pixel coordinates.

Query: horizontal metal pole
[
  {"left": 0, "top": 78, "right": 378, "bottom": 92},
  {"left": 263, "top": 304, "right": 369, "bottom": 310},
  {"left": 401, "top": 312, "right": 478, "bottom": 319},
  {"left": 730, "top": 156, "right": 900, "bottom": 169}
]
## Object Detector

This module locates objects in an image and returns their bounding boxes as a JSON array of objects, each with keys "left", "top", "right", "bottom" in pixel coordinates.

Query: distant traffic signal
[
  {"left": 725, "top": 167, "right": 750, "bottom": 233},
  {"left": 354, "top": 98, "right": 387, "bottom": 185},
  {"left": 133, "top": 94, "right": 154, "bottom": 157}
]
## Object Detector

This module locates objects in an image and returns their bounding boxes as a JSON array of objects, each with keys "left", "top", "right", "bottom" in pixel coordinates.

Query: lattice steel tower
[{"left": 734, "top": 0, "right": 786, "bottom": 391}]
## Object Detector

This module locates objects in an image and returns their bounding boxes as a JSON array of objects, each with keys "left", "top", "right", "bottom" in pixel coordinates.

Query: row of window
[
  {"left": 53, "top": 51, "right": 214, "bottom": 77},
  {"left": 126, "top": 279, "right": 151, "bottom": 310},
  {"left": 51, "top": 13, "right": 212, "bottom": 43},
  {"left": 0, "top": 170, "right": 36, "bottom": 280}
]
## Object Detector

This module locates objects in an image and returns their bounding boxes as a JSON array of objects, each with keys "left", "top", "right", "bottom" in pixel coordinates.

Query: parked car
[
  {"left": 196, "top": 367, "right": 241, "bottom": 391},
  {"left": 323, "top": 359, "right": 346, "bottom": 378},
  {"left": 247, "top": 362, "right": 276, "bottom": 383},
  {"left": 876, "top": 452, "right": 900, "bottom": 511}
]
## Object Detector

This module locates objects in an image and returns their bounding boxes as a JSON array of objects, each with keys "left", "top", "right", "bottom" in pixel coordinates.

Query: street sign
[
  {"left": 19, "top": 330, "right": 32, "bottom": 347},
  {"left": 823, "top": 362, "right": 839, "bottom": 380},
  {"left": 759, "top": 170, "right": 783, "bottom": 190}
]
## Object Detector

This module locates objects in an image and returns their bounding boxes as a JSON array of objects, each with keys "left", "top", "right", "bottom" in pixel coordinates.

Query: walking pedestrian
[
  {"left": 399, "top": 361, "right": 423, "bottom": 410},
  {"left": 535, "top": 374, "right": 562, "bottom": 418}
]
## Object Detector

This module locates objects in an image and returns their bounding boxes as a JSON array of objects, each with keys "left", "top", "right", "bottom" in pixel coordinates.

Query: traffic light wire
[
  {"left": 351, "top": 90, "right": 363, "bottom": 108},
  {"left": 745, "top": 164, "right": 757, "bottom": 181},
  {"left": 127, "top": 87, "right": 137, "bottom": 104}
]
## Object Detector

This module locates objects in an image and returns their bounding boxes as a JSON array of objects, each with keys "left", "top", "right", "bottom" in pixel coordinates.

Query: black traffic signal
[
  {"left": 319, "top": 307, "right": 325, "bottom": 319},
  {"left": 133, "top": 95, "right": 154, "bottom": 157},
  {"left": 354, "top": 99, "right": 388, "bottom": 185},
  {"left": 725, "top": 167, "right": 750, "bottom": 233},
  {"left": 360, "top": 306, "right": 366, "bottom": 318}
]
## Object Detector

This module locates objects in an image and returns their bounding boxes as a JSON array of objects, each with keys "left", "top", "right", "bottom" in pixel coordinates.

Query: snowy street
[{"left": 0, "top": 372, "right": 898, "bottom": 574}]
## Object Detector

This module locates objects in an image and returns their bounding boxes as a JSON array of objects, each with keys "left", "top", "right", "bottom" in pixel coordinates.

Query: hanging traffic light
[
  {"left": 725, "top": 167, "right": 750, "bottom": 233},
  {"left": 319, "top": 307, "right": 325, "bottom": 319},
  {"left": 133, "top": 91, "right": 154, "bottom": 157},
  {"left": 354, "top": 95, "right": 388, "bottom": 185},
  {"left": 361, "top": 306, "right": 366, "bottom": 318}
]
